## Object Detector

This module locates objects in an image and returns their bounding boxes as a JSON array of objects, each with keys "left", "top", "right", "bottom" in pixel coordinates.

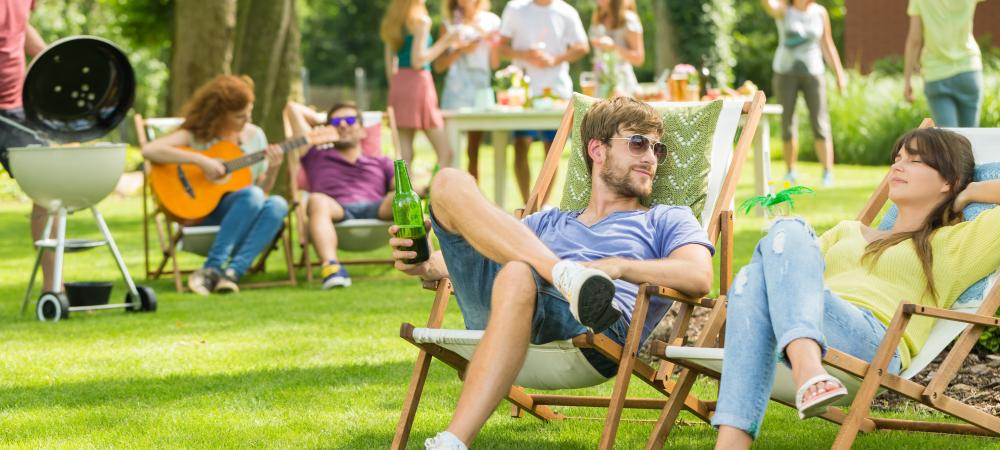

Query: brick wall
[{"left": 844, "top": 0, "right": 1000, "bottom": 73}]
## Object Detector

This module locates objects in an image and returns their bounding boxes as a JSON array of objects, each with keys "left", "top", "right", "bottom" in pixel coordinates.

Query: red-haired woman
[{"left": 142, "top": 75, "right": 288, "bottom": 295}]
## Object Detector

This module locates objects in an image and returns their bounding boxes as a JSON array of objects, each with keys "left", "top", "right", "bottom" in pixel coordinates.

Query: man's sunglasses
[
  {"left": 328, "top": 116, "right": 358, "bottom": 127},
  {"left": 608, "top": 135, "right": 668, "bottom": 164}
]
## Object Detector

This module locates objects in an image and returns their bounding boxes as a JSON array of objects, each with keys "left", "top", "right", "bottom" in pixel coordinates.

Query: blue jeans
[
  {"left": 712, "top": 219, "right": 901, "bottom": 438},
  {"left": 199, "top": 186, "right": 289, "bottom": 279},
  {"left": 340, "top": 201, "right": 382, "bottom": 221},
  {"left": 925, "top": 70, "right": 982, "bottom": 128},
  {"left": 429, "top": 207, "right": 628, "bottom": 377}
]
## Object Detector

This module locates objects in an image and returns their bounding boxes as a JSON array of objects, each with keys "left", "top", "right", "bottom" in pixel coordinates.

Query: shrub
[{"left": 784, "top": 71, "right": 999, "bottom": 165}]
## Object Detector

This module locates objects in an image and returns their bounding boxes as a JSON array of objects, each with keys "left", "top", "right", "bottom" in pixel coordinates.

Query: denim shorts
[
  {"left": 429, "top": 207, "right": 627, "bottom": 377},
  {"left": 511, "top": 130, "right": 557, "bottom": 141},
  {"left": 340, "top": 201, "right": 382, "bottom": 221}
]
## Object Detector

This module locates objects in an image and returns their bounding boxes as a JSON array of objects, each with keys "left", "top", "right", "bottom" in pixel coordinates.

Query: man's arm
[
  {"left": 583, "top": 244, "right": 713, "bottom": 299},
  {"left": 554, "top": 42, "right": 589, "bottom": 66},
  {"left": 283, "top": 101, "right": 331, "bottom": 157},
  {"left": 903, "top": 15, "right": 923, "bottom": 104},
  {"left": 389, "top": 222, "right": 450, "bottom": 281},
  {"left": 25, "top": 24, "right": 45, "bottom": 57}
]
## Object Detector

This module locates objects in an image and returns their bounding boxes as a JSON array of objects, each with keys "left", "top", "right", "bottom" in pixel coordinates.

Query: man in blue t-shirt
[{"left": 390, "top": 96, "right": 714, "bottom": 450}]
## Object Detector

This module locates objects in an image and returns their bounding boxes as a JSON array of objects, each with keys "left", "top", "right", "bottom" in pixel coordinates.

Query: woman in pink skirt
[{"left": 381, "top": 0, "right": 457, "bottom": 167}]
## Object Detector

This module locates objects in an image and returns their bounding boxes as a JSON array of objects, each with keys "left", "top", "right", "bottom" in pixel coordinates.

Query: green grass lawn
[{"left": 0, "top": 138, "right": 996, "bottom": 449}]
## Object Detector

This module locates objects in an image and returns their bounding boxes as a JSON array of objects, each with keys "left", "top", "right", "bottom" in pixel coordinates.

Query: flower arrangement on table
[
  {"left": 593, "top": 50, "right": 621, "bottom": 98},
  {"left": 739, "top": 181, "right": 815, "bottom": 217},
  {"left": 493, "top": 65, "right": 527, "bottom": 107}
]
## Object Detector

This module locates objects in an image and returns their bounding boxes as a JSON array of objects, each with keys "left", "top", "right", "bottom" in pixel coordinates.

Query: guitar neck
[{"left": 223, "top": 136, "right": 309, "bottom": 172}]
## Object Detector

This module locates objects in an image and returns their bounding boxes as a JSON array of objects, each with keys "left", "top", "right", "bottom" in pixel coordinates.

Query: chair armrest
[
  {"left": 647, "top": 285, "right": 716, "bottom": 309},
  {"left": 902, "top": 304, "right": 1000, "bottom": 328},
  {"left": 649, "top": 340, "right": 668, "bottom": 357}
]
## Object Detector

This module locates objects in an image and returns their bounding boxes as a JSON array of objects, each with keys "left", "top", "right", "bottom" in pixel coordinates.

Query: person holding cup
[
  {"left": 498, "top": 0, "right": 589, "bottom": 203},
  {"left": 588, "top": 0, "right": 644, "bottom": 97},
  {"left": 433, "top": 0, "right": 502, "bottom": 181}
]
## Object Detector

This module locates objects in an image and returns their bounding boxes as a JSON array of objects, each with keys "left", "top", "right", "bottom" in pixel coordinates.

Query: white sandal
[{"left": 795, "top": 373, "right": 848, "bottom": 419}]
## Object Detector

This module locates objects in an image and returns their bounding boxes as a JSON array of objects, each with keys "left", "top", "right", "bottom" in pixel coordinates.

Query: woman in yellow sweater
[{"left": 713, "top": 127, "right": 1000, "bottom": 448}]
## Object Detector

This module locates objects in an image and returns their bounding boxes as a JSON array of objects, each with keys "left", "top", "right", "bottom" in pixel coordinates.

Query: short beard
[{"left": 599, "top": 163, "right": 649, "bottom": 198}]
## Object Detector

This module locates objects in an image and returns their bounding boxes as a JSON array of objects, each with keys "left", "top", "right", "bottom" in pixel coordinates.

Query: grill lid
[{"left": 21, "top": 36, "right": 135, "bottom": 143}]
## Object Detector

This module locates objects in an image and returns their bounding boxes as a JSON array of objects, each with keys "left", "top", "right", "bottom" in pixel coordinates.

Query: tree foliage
[{"left": 664, "top": 0, "right": 736, "bottom": 89}]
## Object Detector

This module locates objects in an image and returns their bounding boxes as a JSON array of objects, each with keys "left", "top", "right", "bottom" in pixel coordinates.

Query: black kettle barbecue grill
[{"left": 1, "top": 36, "right": 156, "bottom": 321}]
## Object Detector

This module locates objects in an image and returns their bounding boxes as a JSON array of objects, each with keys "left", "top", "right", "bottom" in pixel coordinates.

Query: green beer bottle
[{"left": 392, "top": 160, "right": 430, "bottom": 264}]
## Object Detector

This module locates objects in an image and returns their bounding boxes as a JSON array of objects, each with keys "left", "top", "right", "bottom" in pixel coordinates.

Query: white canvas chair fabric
[
  {"left": 410, "top": 100, "right": 748, "bottom": 390},
  {"left": 663, "top": 126, "right": 1000, "bottom": 406}
]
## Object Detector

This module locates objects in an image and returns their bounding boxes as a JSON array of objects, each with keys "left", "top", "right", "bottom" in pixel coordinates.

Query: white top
[
  {"left": 588, "top": 11, "right": 643, "bottom": 95},
  {"left": 499, "top": 0, "right": 587, "bottom": 98},
  {"left": 447, "top": 10, "right": 501, "bottom": 73},
  {"left": 772, "top": 3, "right": 825, "bottom": 76}
]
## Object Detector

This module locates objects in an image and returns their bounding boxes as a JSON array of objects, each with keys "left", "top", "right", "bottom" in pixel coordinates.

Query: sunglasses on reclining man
[
  {"left": 328, "top": 116, "right": 358, "bottom": 127},
  {"left": 607, "top": 134, "right": 668, "bottom": 164}
]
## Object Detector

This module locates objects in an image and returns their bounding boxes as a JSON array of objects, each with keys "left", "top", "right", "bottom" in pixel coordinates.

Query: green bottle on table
[{"left": 392, "top": 160, "right": 430, "bottom": 264}]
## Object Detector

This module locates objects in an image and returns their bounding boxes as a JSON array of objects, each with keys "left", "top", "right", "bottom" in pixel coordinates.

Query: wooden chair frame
[
  {"left": 134, "top": 114, "right": 298, "bottom": 293},
  {"left": 392, "top": 92, "right": 767, "bottom": 449},
  {"left": 646, "top": 118, "right": 1000, "bottom": 449},
  {"left": 283, "top": 107, "right": 402, "bottom": 283}
]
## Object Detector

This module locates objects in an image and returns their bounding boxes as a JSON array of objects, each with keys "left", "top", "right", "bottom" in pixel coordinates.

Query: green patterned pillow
[{"left": 560, "top": 93, "right": 723, "bottom": 219}]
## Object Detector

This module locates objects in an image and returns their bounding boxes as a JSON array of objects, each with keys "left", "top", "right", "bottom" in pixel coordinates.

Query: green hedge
[{"left": 783, "top": 72, "right": 1000, "bottom": 165}]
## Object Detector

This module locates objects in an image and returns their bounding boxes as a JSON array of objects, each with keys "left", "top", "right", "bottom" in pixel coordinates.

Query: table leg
[
  {"left": 753, "top": 117, "right": 772, "bottom": 198},
  {"left": 491, "top": 130, "right": 509, "bottom": 210}
]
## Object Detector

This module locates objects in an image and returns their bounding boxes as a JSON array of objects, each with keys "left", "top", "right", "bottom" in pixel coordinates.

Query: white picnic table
[{"left": 443, "top": 103, "right": 782, "bottom": 210}]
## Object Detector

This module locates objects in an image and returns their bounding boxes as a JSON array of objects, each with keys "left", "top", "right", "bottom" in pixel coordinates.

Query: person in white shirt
[{"left": 498, "top": 0, "right": 589, "bottom": 202}]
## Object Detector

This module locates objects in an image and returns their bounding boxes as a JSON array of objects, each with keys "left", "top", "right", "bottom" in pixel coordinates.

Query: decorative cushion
[
  {"left": 877, "top": 162, "right": 1000, "bottom": 304},
  {"left": 560, "top": 93, "right": 723, "bottom": 219}
]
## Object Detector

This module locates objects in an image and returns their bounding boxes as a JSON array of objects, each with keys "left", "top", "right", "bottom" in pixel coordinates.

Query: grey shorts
[
  {"left": 772, "top": 72, "right": 830, "bottom": 141},
  {"left": 339, "top": 201, "right": 383, "bottom": 221}
]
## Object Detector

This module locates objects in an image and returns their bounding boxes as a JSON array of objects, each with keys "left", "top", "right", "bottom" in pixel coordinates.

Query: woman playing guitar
[{"left": 142, "top": 75, "right": 288, "bottom": 295}]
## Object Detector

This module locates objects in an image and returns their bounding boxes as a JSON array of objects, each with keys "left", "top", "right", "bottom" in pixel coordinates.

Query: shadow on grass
[{"left": 0, "top": 361, "right": 412, "bottom": 410}]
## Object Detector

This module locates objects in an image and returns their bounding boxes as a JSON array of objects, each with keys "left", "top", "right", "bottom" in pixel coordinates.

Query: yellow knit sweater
[{"left": 819, "top": 207, "right": 1000, "bottom": 369}]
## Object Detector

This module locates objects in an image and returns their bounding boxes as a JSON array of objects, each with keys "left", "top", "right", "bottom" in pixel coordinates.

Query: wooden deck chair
[
  {"left": 283, "top": 107, "right": 402, "bottom": 283},
  {"left": 134, "top": 114, "right": 297, "bottom": 293},
  {"left": 648, "top": 120, "right": 1000, "bottom": 449},
  {"left": 392, "top": 91, "right": 767, "bottom": 449}
]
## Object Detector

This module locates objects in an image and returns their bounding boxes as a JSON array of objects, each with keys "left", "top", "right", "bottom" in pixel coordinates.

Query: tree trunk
[
  {"left": 231, "top": 0, "right": 301, "bottom": 197},
  {"left": 654, "top": 1, "right": 679, "bottom": 74},
  {"left": 231, "top": 0, "right": 301, "bottom": 143},
  {"left": 168, "top": 0, "right": 237, "bottom": 115}
]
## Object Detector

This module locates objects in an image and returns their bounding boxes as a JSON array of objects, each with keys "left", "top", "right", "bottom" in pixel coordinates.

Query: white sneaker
[
  {"left": 551, "top": 260, "right": 620, "bottom": 332},
  {"left": 424, "top": 431, "right": 467, "bottom": 450}
]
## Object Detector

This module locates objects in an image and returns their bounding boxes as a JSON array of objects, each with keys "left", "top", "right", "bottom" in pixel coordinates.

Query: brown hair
[
  {"left": 381, "top": 0, "right": 429, "bottom": 52},
  {"left": 180, "top": 75, "right": 255, "bottom": 142},
  {"left": 592, "top": 0, "right": 626, "bottom": 29},
  {"left": 442, "top": 0, "right": 490, "bottom": 23},
  {"left": 327, "top": 101, "right": 362, "bottom": 123},
  {"left": 580, "top": 96, "right": 662, "bottom": 174},
  {"left": 863, "top": 128, "right": 975, "bottom": 300}
]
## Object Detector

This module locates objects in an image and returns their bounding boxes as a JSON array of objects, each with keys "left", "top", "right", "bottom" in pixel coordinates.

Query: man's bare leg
[
  {"left": 31, "top": 204, "right": 55, "bottom": 291},
  {"left": 513, "top": 136, "right": 532, "bottom": 203},
  {"left": 377, "top": 192, "right": 394, "bottom": 220},
  {"left": 308, "top": 193, "right": 345, "bottom": 263},
  {"left": 430, "top": 168, "right": 560, "bottom": 282},
  {"left": 466, "top": 131, "right": 483, "bottom": 181},
  {"left": 445, "top": 261, "right": 535, "bottom": 445}
]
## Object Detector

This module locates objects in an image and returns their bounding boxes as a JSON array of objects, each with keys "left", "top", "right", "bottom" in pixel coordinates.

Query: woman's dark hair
[{"left": 863, "top": 128, "right": 975, "bottom": 300}]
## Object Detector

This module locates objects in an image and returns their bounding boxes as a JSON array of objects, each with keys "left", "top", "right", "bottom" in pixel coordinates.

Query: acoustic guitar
[{"left": 149, "top": 127, "right": 338, "bottom": 223}]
